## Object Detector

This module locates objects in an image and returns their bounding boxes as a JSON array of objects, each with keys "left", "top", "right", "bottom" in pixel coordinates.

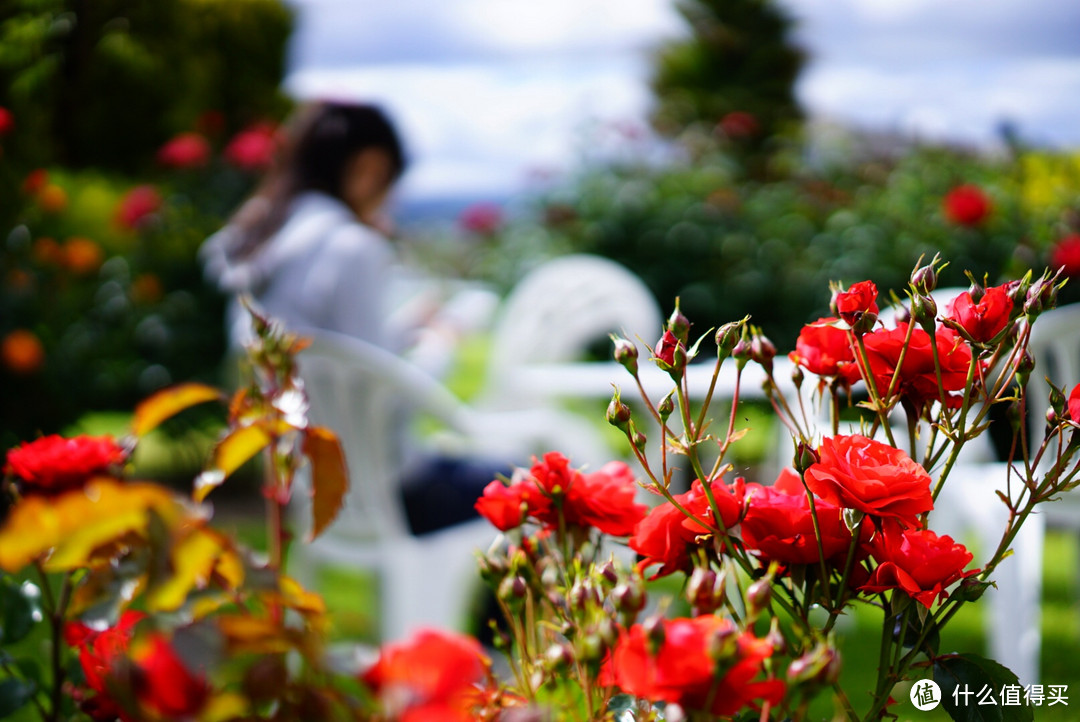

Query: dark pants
[{"left": 399, "top": 455, "right": 511, "bottom": 536}]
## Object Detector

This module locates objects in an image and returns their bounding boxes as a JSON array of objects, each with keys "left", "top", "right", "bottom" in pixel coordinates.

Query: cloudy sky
[{"left": 284, "top": 0, "right": 1080, "bottom": 201}]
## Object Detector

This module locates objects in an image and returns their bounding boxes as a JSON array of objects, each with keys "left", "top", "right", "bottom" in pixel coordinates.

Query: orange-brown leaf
[
  {"left": 133, "top": 383, "right": 223, "bottom": 436},
  {"left": 302, "top": 426, "right": 349, "bottom": 540},
  {"left": 196, "top": 424, "right": 272, "bottom": 502}
]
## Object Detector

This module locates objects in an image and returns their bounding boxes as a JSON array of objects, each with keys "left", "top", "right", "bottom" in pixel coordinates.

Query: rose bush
[{"left": 1, "top": 258, "right": 1079, "bottom": 721}]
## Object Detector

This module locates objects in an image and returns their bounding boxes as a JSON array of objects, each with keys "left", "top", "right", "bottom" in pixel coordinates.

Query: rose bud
[
  {"left": 911, "top": 261, "right": 939, "bottom": 295},
  {"left": 606, "top": 393, "right": 632, "bottom": 431},
  {"left": 715, "top": 320, "right": 743, "bottom": 361},
  {"left": 612, "top": 335, "right": 639, "bottom": 375},
  {"left": 667, "top": 303, "right": 691, "bottom": 344}
]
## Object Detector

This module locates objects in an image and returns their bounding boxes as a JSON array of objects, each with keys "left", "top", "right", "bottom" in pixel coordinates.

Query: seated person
[{"left": 201, "top": 101, "right": 504, "bottom": 534}]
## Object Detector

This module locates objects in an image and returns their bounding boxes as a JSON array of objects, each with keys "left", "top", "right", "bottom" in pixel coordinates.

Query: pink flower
[
  {"left": 943, "top": 185, "right": 991, "bottom": 227},
  {"left": 224, "top": 123, "right": 278, "bottom": 171},
  {"left": 459, "top": 203, "right": 502, "bottom": 235},
  {"left": 156, "top": 132, "right": 211, "bottom": 169},
  {"left": 114, "top": 185, "right": 162, "bottom": 230}
]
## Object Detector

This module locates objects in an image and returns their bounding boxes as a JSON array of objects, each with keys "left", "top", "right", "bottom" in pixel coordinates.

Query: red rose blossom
[
  {"left": 804, "top": 435, "right": 933, "bottom": 527},
  {"left": 630, "top": 478, "right": 744, "bottom": 578},
  {"left": 132, "top": 634, "right": 210, "bottom": 719},
  {"left": 475, "top": 452, "right": 646, "bottom": 537},
  {"left": 156, "top": 131, "right": 211, "bottom": 169},
  {"left": 1050, "top": 234, "right": 1080, "bottom": 277},
  {"left": 603, "top": 615, "right": 785, "bottom": 717},
  {"left": 943, "top": 184, "right": 991, "bottom": 226},
  {"left": 1068, "top": 384, "right": 1080, "bottom": 424},
  {"left": 0, "top": 107, "right": 13, "bottom": 136},
  {"left": 718, "top": 111, "right": 760, "bottom": 139},
  {"left": 654, "top": 330, "right": 681, "bottom": 367},
  {"left": 224, "top": 122, "right": 278, "bottom": 171},
  {"left": 862, "top": 522, "right": 978, "bottom": 608},
  {"left": 363, "top": 628, "right": 488, "bottom": 722},
  {"left": 65, "top": 611, "right": 147, "bottom": 697},
  {"left": 945, "top": 285, "right": 1013, "bottom": 343},
  {"left": 833, "top": 280, "right": 879, "bottom": 329},
  {"left": 845, "top": 322, "right": 973, "bottom": 408},
  {"left": 5, "top": 435, "right": 127, "bottom": 495},
  {"left": 788, "top": 317, "right": 855, "bottom": 377},
  {"left": 114, "top": 185, "right": 162, "bottom": 230},
  {"left": 742, "top": 469, "right": 855, "bottom": 567}
]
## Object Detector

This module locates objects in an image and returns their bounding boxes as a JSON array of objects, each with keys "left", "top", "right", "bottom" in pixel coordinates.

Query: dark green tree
[
  {"left": 651, "top": 0, "right": 805, "bottom": 147},
  {"left": 0, "top": 0, "right": 294, "bottom": 171}
]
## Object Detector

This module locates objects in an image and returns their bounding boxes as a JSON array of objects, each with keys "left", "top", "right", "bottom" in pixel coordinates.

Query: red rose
[
  {"left": 804, "top": 435, "right": 933, "bottom": 527},
  {"left": 224, "top": 123, "right": 278, "bottom": 171},
  {"left": 475, "top": 453, "right": 646, "bottom": 537},
  {"left": 6, "top": 435, "right": 127, "bottom": 495},
  {"left": 132, "top": 634, "right": 209, "bottom": 718},
  {"left": 21, "top": 169, "right": 48, "bottom": 196},
  {"left": 1050, "top": 234, "right": 1080, "bottom": 277},
  {"left": 1068, "top": 384, "right": 1080, "bottom": 424},
  {"left": 788, "top": 317, "right": 855, "bottom": 377},
  {"left": 630, "top": 478, "right": 744, "bottom": 578},
  {"left": 475, "top": 477, "right": 549, "bottom": 531},
  {"left": 654, "top": 330, "right": 681, "bottom": 367},
  {"left": 459, "top": 203, "right": 502, "bottom": 235},
  {"left": 0, "top": 107, "right": 13, "bottom": 136},
  {"left": 114, "top": 185, "right": 162, "bottom": 230},
  {"left": 604, "top": 615, "right": 785, "bottom": 717},
  {"left": 363, "top": 628, "right": 488, "bottom": 722},
  {"left": 718, "top": 111, "right": 760, "bottom": 139},
  {"left": 742, "top": 469, "right": 855, "bottom": 567},
  {"left": 65, "top": 611, "right": 146, "bottom": 696},
  {"left": 846, "top": 322, "right": 973, "bottom": 408},
  {"left": 943, "top": 184, "right": 991, "bottom": 226},
  {"left": 156, "top": 131, "right": 211, "bottom": 169},
  {"left": 833, "top": 281, "right": 879, "bottom": 329},
  {"left": 862, "top": 522, "right": 978, "bottom": 608},
  {"left": 945, "top": 285, "right": 1013, "bottom": 343}
]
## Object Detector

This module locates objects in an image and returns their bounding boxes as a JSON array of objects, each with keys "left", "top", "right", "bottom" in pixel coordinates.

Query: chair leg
[{"left": 987, "top": 512, "right": 1044, "bottom": 686}]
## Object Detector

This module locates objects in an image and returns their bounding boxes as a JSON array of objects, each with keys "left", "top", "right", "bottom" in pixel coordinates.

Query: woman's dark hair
[{"left": 227, "top": 101, "right": 407, "bottom": 257}]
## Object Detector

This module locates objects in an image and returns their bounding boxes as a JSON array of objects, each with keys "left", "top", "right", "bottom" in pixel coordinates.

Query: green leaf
[
  {"left": 0, "top": 579, "right": 39, "bottom": 645},
  {"left": 933, "top": 653, "right": 1033, "bottom": 722},
  {"left": 895, "top": 608, "right": 940, "bottom": 657},
  {"left": 0, "top": 678, "right": 36, "bottom": 718}
]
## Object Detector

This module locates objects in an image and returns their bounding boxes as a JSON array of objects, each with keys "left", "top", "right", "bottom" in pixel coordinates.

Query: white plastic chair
[
  {"left": 481, "top": 254, "right": 663, "bottom": 410},
  {"left": 291, "top": 328, "right": 615, "bottom": 642}
]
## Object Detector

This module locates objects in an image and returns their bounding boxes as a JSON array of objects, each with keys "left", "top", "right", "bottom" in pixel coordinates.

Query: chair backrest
[
  {"left": 484, "top": 254, "right": 662, "bottom": 403},
  {"left": 1026, "top": 303, "right": 1080, "bottom": 446},
  {"left": 296, "top": 329, "right": 470, "bottom": 541}
]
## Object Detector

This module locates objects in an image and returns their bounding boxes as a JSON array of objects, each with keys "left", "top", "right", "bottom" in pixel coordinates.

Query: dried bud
[
  {"left": 667, "top": 303, "right": 691, "bottom": 344},
  {"left": 642, "top": 614, "right": 666, "bottom": 653},
  {"left": 956, "top": 577, "right": 991, "bottom": 602},
  {"left": 606, "top": 393, "right": 632, "bottom": 430},
  {"left": 791, "top": 363, "right": 805, "bottom": 390},
  {"left": 544, "top": 643, "right": 574, "bottom": 672},
  {"left": 686, "top": 566, "right": 726, "bottom": 614},
  {"left": 597, "top": 561, "right": 619, "bottom": 586},
  {"left": 706, "top": 625, "right": 739, "bottom": 661},
  {"left": 612, "top": 336, "right": 639, "bottom": 375},
  {"left": 745, "top": 576, "right": 773, "bottom": 618},
  {"left": 613, "top": 581, "right": 646, "bottom": 615},
  {"left": 911, "top": 262, "right": 938, "bottom": 295},
  {"left": 715, "top": 321, "right": 742, "bottom": 360},
  {"left": 787, "top": 642, "right": 842, "bottom": 687},
  {"left": 657, "top": 390, "right": 676, "bottom": 422},
  {"left": 498, "top": 576, "right": 528, "bottom": 604},
  {"left": 911, "top": 293, "right": 938, "bottom": 332},
  {"left": 750, "top": 330, "right": 777, "bottom": 374},
  {"left": 794, "top": 442, "right": 820, "bottom": 474}
]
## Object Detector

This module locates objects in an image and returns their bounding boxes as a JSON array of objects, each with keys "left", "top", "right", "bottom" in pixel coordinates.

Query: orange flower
[
  {"left": 31, "top": 237, "right": 64, "bottom": 266},
  {"left": 1, "top": 329, "right": 45, "bottom": 375},
  {"left": 37, "top": 184, "right": 68, "bottom": 214},
  {"left": 64, "top": 237, "right": 104, "bottom": 275},
  {"left": 131, "top": 273, "right": 164, "bottom": 304}
]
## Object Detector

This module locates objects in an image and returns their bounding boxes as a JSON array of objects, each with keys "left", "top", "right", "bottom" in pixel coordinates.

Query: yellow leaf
[
  {"left": 277, "top": 576, "right": 327, "bottom": 617},
  {"left": 303, "top": 426, "right": 349, "bottom": 540},
  {"left": 217, "top": 614, "right": 294, "bottom": 655},
  {"left": 196, "top": 424, "right": 272, "bottom": 502},
  {"left": 145, "top": 526, "right": 244, "bottom": 612},
  {"left": 198, "top": 692, "right": 248, "bottom": 722},
  {"left": 132, "top": 383, "right": 223, "bottom": 437},
  {"left": 0, "top": 479, "right": 183, "bottom": 573}
]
